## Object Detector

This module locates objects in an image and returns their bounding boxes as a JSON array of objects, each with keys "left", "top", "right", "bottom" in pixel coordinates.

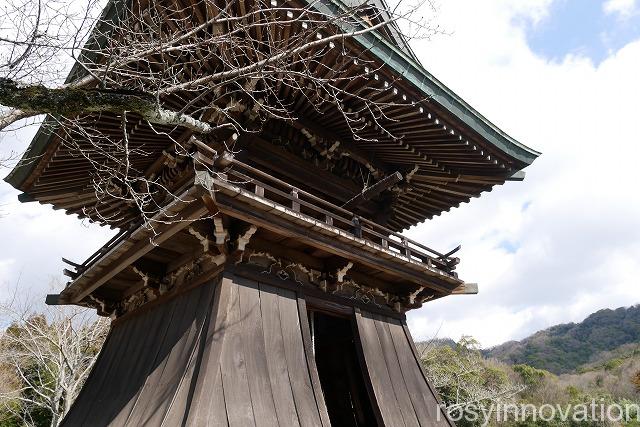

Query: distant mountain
[{"left": 485, "top": 304, "right": 640, "bottom": 374}]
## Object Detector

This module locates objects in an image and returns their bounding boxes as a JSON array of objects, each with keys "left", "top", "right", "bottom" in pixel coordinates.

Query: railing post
[
  {"left": 254, "top": 184, "right": 264, "bottom": 198},
  {"left": 381, "top": 238, "right": 389, "bottom": 249},
  {"left": 402, "top": 237, "right": 411, "bottom": 259},
  {"left": 352, "top": 216, "right": 362, "bottom": 238},
  {"left": 325, "top": 215, "right": 333, "bottom": 226},
  {"left": 291, "top": 189, "right": 300, "bottom": 212}
]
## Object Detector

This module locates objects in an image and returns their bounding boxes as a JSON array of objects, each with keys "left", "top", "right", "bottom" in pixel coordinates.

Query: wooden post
[
  {"left": 325, "top": 214, "right": 333, "bottom": 226},
  {"left": 402, "top": 237, "right": 411, "bottom": 259},
  {"left": 255, "top": 184, "right": 265, "bottom": 198},
  {"left": 352, "top": 217, "right": 362, "bottom": 238},
  {"left": 291, "top": 189, "right": 300, "bottom": 212}
]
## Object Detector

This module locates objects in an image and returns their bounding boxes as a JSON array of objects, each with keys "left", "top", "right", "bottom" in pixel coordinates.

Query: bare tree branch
[
  {"left": 0, "top": 0, "right": 440, "bottom": 230},
  {"left": 0, "top": 78, "right": 217, "bottom": 133},
  {"left": 0, "top": 301, "right": 109, "bottom": 426}
]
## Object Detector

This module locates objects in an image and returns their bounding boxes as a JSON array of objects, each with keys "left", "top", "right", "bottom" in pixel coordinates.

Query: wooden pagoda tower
[{"left": 5, "top": 0, "right": 539, "bottom": 424}]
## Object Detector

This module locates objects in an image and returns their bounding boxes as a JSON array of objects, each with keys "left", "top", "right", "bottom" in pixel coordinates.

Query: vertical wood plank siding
[
  {"left": 62, "top": 272, "right": 453, "bottom": 426},
  {"left": 354, "top": 309, "right": 454, "bottom": 427},
  {"left": 61, "top": 273, "right": 330, "bottom": 426}
]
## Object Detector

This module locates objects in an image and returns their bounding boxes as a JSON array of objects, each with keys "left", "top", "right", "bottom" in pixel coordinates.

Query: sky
[
  {"left": 405, "top": 0, "right": 640, "bottom": 347},
  {"left": 1, "top": 0, "right": 639, "bottom": 347}
]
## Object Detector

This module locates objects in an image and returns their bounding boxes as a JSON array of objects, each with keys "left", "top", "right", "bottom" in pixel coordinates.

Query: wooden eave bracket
[
  {"left": 451, "top": 282, "right": 478, "bottom": 295},
  {"left": 131, "top": 264, "right": 163, "bottom": 289},
  {"left": 215, "top": 191, "right": 460, "bottom": 294},
  {"left": 342, "top": 171, "right": 403, "bottom": 209},
  {"left": 45, "top": 294, "right": 61, "bottom": 305},
  {"left": 335, "top": 261, "right": 353, "bottom": 283},
  {"left": 292, "top": 118, "right": 388, "bottom": 178},
  {"left": 196, "top": 167, "right": 464, "bottom": 297},
  {"left": 188, "top": 226, "right": 214, "bottom": 253},
  {"left": 191, "top": 134, "right": 238, "bottom": 166},
  {"left": 213, "top": 217, "right": 229, "bottom": 248},
  {"left": 235, "top": 224, "right": 258, "bottom": 252}
]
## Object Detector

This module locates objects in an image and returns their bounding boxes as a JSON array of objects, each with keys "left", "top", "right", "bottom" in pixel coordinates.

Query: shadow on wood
[{"left": 62, "top": 271, "right": 453, "bottom": 426}]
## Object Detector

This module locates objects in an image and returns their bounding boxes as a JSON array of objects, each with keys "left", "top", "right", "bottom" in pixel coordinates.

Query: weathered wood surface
[
  {"left": 261, "top": 284, "right": 302, "bottom": 427},
  {"left": 220, "top": 277, "right": 255, "bottom": 427},
  {"left": 342, "top": 171, "right": 403, "bottom": 209},
  {"left": 354, "top": 308, "right": 454, "bottom": 427},
  {"left": 61, "top": 272, "right": 330, "bottom": 426},
  {"left": 297, "top": 296, "right": 332, "bottom": 427},
  {"left": 61, "top": 279, "right": 216, "bottom": 426},
  {"left": 212, "top": 190, "right": 459, "bottom": 294}
]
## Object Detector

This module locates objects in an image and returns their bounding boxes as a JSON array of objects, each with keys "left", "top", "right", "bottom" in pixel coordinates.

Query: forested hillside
[
  {"left": 418, "top": 336, "right": 640, "bottom": 426},
  {"left": 486, "top": 305, "right": 640, "bottom": 374}
]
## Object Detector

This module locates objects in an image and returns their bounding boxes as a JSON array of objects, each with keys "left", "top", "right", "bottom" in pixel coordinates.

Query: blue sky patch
[
  {"left": 521, "top": 0, "right": 640, "bottom": 64},
  {"left": 498, "top": 240, "right": 520, "bottom": 254}
]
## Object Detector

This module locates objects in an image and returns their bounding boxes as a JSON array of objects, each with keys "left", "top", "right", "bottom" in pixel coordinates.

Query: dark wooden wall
[
  {"left": 62, "top": 273, "right": 329, "bottom": 426},
  {"left": 354, "top": 310, "right": 454, "bottom": 426},
  {"left": 185, "top": 274, "right": 330, "bottom": 426},
  {"left": 61, "top": 271, "right": 453, "bottom": 426}
]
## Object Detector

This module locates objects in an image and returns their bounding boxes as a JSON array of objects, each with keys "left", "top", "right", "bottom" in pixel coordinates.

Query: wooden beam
[
  {"left": 64, "top": 199, "right": 207, "bottom": 303},
  {"left": 291, "top": 117, "right": 388, "bottom": 176},
  {"left": 451, "top": 282, "right": 478, "bottom": 295},
  {"left": 342, "top": 171, "right": 402, "bottom": 209},
  {"left": 232, "top": 265, "right": 402, "bottom": 319},
  {"left": 213, "top": 192, "right": 457, "bottom": 294},
  {"left": 248, "top": 237, "right": 401, "bottom": 293},
  {"left": 132, "top": 258, "right": 167, "bottom": 280},
  {"left": 248, "top": 236, "right": 325, "bottom": 270}
]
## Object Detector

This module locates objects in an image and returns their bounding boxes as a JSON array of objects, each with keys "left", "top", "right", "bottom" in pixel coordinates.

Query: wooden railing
[
  {"left": 222, "top": 159, "right": 460, "bottom": 277},
  {"left": 62, "top": 225, "right": 134, "bottom": 280}
]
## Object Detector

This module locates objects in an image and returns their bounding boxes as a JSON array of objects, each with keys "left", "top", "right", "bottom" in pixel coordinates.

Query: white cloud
[
  {"left": 0, "top": 124, "right": 115, "bottom": 307},
  {"left": 603, "top": 0, "right": 639, "bottom": 18},
  {"left": 0, "top": 258, "right": 16, "bottom": 286},
  {"left": 1, "top": 0, "right": 639, "bottom": 349},
  {"left": 406, "top": 0, "right": 640, "bottom": 347},
  {"left": 0, "top": 185, "right": 115, "bottom": 304}
]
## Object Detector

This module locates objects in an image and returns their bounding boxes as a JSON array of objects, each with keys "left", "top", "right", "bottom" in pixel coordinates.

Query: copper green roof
[{"left": 5, "top": 0, "right": 539, "bottom": 192}]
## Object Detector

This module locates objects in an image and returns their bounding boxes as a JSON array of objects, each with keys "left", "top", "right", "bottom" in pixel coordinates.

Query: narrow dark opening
[{"left": 310, "top": 310, "right": 378, "bottom": 427}]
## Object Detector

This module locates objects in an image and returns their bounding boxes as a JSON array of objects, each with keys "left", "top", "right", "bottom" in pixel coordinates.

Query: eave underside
[
  {"left": 6, "top": 85, "right": 528, "bottom": 231},
  {"left": 4, "top": 0, "right": 538, "bottom": 231}
]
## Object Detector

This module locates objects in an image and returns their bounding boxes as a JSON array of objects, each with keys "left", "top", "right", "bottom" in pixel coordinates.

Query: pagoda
[{"left": 4, "top": 0, "right": 539, "bottom": 424}]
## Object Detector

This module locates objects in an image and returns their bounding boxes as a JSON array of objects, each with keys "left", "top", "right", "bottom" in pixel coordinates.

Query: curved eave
[
  {"left": 4, "top": 0, "right": 123, "bottom": 191},
  {"left": 4, "top": 116, "right": 55, "bottom": 190},
  {"left": 4, "top": 0, "right": 541, "bottom": 192},
  {"left": 315, "top": 0, "right": 541, "bottom": 165}
]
